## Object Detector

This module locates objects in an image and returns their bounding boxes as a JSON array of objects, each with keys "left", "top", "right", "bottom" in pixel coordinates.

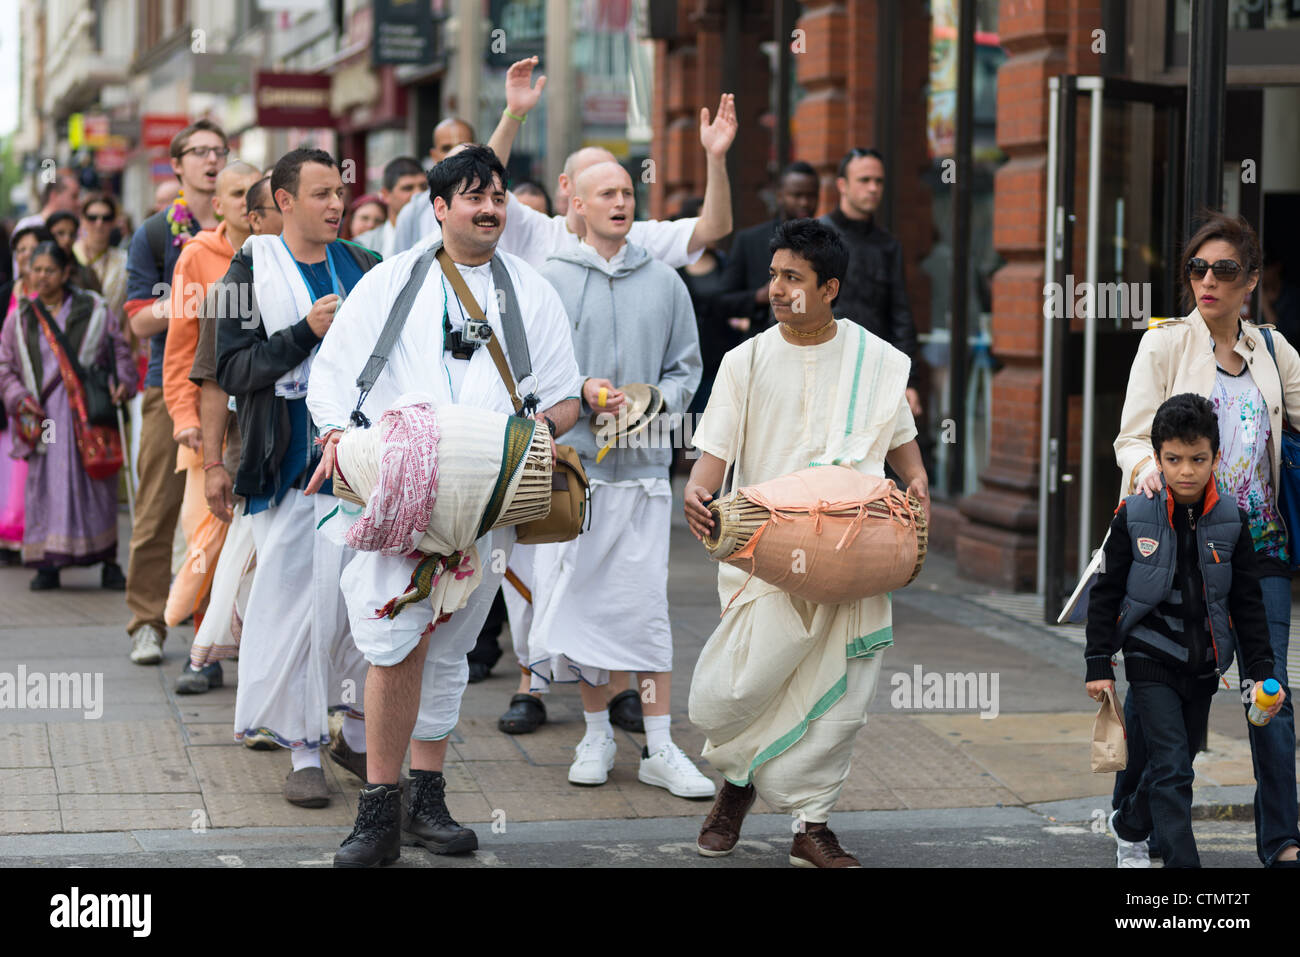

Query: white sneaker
[
  {"left": 638, "top": 742, "right": 717, "bottom": 799},
  {"left": 1108, "top": 810, "right": 1151, "bottom": 868},
  {"left": 569, "top": 734, "right": 616, "bottom": 786},
  {"left": 129, "top": 624, "right": 164, "bottom": 665}
]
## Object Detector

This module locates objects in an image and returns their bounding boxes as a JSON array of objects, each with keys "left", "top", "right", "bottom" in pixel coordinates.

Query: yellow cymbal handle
[
  {"left": 596, "top": 441, "right": 614, "bottom": 464},
  {"left": 597, "top": 386, "right": 608, "bottom": 408}
]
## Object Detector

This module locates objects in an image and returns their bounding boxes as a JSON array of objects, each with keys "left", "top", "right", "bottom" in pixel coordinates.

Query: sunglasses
[
  {"left": 84, "top": 213, "right": 113, "bottom": 223},
  {"left": 1186, "top": 258, "right": 1243, "bottom": 282}
]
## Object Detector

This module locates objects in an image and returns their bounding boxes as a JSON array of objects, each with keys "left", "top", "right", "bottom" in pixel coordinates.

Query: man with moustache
[
  {"left": 306, "top": 146, "right": 581, "bottom": 866},
  {"left": 215, "top": 149, "right": 380, "bottom": 806}
]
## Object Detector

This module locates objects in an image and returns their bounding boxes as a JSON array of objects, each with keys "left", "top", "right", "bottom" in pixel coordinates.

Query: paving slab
[
  {"left": 58, "top": 793, "right": 206, "bottom": 832},
  {"left": 0, "top": 725, "right": 51, "bottom": 767}
]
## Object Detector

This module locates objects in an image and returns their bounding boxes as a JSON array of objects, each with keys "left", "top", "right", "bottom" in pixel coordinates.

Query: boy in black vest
[{"left": 1085, "top": 392, "right": 1282, "bottom": 868}]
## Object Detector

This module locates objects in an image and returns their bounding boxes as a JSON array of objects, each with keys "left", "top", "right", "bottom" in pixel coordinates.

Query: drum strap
[{"left": 350, "top": 245, "right": 439, "bottom": 428}]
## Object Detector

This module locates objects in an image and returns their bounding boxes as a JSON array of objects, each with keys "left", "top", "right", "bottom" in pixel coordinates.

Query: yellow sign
[{"left": 68, "top": 113, "right": 85, "bottom": 150}]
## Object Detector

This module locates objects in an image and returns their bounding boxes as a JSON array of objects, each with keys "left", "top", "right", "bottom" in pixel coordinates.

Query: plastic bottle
[{"left": 1248, "top": 678, "right": 1282, "bottom": 727}]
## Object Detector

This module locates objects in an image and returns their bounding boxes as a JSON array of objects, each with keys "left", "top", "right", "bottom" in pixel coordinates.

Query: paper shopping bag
[{"left": 1091, "top": 685, "right": 1127, "bottom": 772}]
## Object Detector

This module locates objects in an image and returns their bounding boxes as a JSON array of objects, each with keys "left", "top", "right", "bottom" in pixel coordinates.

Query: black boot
[
  {"left": 333, "top": 783, "right": 402, "bottom": 868},
  {"left": 402, "top": 770, "right": 477, "bottom": 854},
  {"left": 101, "top": 561, "right": 127, "bottom": 590}
]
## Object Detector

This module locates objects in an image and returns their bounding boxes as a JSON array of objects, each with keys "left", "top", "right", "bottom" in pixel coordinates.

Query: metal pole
[
  {"left": 1183, "top": 0, "right": 1228, "bottom": 231},
  {"left": 948, "top": 0, "right": 974, "bottom": 498},
  {"left": 1037, "top": 76, "right": 1060, "bottom": 599},
  {"left": 1079, "top": 78, "right": 1103, "bottom": 580}
]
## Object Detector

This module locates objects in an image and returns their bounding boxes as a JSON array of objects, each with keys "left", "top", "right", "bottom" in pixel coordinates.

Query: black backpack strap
[
  {"left": 144, "top": 211, "right": 172, "bottom": 277},
  {"left": 349, "top": 245, "right": 438, "bottom": 428},
  {"left": 489, "top": 254, "right": 537, "bottom": 414}
]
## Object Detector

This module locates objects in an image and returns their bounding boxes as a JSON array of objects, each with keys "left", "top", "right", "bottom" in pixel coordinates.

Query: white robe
[
  {"left": 687, "top": 321, "right": 916, "bottom": 806},
  {"left": 527, "top": 478, "right": 674, "bottom": 689},
  {"left": 307, "top": 243, "right": 582, "bottom": 738}
]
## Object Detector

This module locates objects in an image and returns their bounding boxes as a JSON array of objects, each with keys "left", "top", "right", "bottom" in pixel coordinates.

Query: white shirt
[{"left": 355, "top": 220, "right": 396, "bottom": 259}]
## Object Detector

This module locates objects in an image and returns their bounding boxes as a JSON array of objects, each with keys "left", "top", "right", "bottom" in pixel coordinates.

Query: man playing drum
[
  {"left": 305, "top": 146, "right": 581, "bottom": 867},
  {"left": 683, "top": 218, "right": 930, "bottom": 868}
]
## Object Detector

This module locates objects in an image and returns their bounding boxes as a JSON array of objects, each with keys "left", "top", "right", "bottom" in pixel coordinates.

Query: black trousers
[{"left": 466, "top": 589, "right": 507, "bottom": 667}]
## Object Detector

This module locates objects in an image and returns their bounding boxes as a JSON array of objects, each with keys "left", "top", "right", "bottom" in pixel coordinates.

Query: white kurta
[
  {"left": 307, "top": 243, "right": 581, "bottom": 738},
  {"left": 527, "top": 479, "right": 674, "bottom": 690},
  {"left": 392, "top": 192, "right": 702, "bottom": 269},
  {"left": 687, "top": 320, "right": 915, "bottom": 806}
]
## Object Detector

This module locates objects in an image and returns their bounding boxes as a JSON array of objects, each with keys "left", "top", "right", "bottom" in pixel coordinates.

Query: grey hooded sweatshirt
[{"left": 538, "top": 240, "right": 702, "bottom": 483}]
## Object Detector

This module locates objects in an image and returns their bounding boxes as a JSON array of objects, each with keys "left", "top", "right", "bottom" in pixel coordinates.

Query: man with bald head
[
  {"left": 162, "top": 160, "right": 264, "bottom": 692},
  {"left": 431, "top": 117, "right": 476, "bottom": 164},
  {"left": 524, "top": 160, "right": 712, "bottom": 798}
]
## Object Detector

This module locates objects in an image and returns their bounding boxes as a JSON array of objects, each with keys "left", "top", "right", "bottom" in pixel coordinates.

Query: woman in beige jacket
[{"left": 1114, "top": 211, "right": 1300, "bottom": 868}]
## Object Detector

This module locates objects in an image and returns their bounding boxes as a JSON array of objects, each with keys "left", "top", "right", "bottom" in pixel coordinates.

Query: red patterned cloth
[{"left": 345, "top": 403, "right": 441, "bottom": 555}]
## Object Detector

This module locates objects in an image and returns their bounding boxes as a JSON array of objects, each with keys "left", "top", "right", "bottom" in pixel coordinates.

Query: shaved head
[
  {"left": 432, "top": 117, "right": 476, "bottom": 161},
  {"left": 562, "top": 146, "right": 618, "bottom": 183},
  {"left": 574, "top": 160, "right": 632, "bottom": 200},
  {"left": 216, "top": 161, "right": 260, "bottom": 191}
]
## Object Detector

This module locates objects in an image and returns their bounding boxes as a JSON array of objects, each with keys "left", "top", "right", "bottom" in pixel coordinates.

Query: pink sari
[{"left": 0, "top": 292, "right": 27, "bottom": 548}]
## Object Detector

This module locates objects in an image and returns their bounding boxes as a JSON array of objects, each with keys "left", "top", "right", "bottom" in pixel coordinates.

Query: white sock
[
  {"left": 291, "top": 748, "right": 321, "bottom": 771},
  {"left": 644, "top": 714, "right": 672, "bottom": 754},
  {"left": 341, "top": 715, "right": 366, "bottom": 752},
  {"left": 583, "top": 709, "right": 613, "bottom": 741}
]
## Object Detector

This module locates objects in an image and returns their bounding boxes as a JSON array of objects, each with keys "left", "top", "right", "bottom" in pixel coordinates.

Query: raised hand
[
  {"left": 505, "top": 56, "right": 547, "bottom": 118},
  {"left": 699, "top": 93, "right": 738, "bottom": 158}
]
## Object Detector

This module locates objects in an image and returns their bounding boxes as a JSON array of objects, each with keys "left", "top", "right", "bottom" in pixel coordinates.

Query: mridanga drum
[
  {"left": 703, "top": 465, "right": 927, "bottom": 606},
  {"left": 332, "top": 403, "right": 552, "bottom": 557}
]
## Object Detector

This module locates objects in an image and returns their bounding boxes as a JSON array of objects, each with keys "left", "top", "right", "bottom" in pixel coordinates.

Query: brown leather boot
[
  {"left": 790, "top": 823, "right": 861, "bottom": 868},
  {"left": 696, "top": 781, "right": 756, "bottom": 857}
]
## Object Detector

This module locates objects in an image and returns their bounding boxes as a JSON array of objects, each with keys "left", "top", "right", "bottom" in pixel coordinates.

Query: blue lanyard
[{"left": 281, "top": 237, "right": 345, "bottom": 303}]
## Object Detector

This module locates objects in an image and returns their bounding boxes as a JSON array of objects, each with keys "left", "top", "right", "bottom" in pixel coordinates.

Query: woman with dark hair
[
  {"left": 0, "top": 241, "right": 137, "bottom": 589},
  {"left": 0, "top": 225, "right": 53, "bottom": 561},
  {"left": 74, "top": 193, "right": 129, "bottom": 324},
  {"left": 45, "top": 210, "right": 102, "bottom": 295},
  {"left": 1114, "top": 211, "right": 1300, "bottom": 868},
  {"left": 512, "top": 180, "right": 553, "bottom": 217},
  {"left": 344, "top": 193, "right": 386, "bottom": 241}
]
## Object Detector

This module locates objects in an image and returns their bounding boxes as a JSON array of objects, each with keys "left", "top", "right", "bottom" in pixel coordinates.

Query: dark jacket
[
  {"left": 711, "top": 217, "right": 780, "bottom": 334},
  {"left": 215, "top": 241, "right": 380, "bottom": 498},
  {"left": 1085, "top": 480, "right": 1274, "bottom": 698},
  {"left": 819, "top": 208, "right": 918, "bottom": 384}
]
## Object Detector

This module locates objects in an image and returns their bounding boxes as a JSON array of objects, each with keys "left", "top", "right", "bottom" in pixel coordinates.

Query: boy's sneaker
[
  {"left": 568, "top": 734, "right": 616, "bottom": 786},
  {"left": 129, "top": 624, "right": 164, "bottom": 665},
  {"left": 1108, "top": 810, "right": 1151, "bottom": 868}
]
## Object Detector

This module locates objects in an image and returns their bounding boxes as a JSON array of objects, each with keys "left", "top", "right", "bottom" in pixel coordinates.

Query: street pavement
[{"left": 1, "top": 493, "right": 1296, "bottom": 867}]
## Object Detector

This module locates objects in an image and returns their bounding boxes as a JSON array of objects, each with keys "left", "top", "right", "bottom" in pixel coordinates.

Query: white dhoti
[
  {"left": 527, "top": 480, "right": 673, "bottom": 690},
  {"left": 751, "top": 653, "right": 883, "bottom": 822},
  {"left": 188, "top": 501, "right": 254, "bottom": 670},
  {"left": 234, "top": 491, "right": 366, "bottom": 749},
  {"left": 340, "top": 527, "right": 513, "bottom": 740},
  {"left": 688, "top": 584, "right": 893, "bottom": 802}
]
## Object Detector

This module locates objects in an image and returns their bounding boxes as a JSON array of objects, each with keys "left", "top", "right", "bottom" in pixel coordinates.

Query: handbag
[
  {"left": 1091, "top": 685, "right": 1127, "bottom": 772},
  {"left": 28, "top": 297, "right": 124, "bottom": 480},
  {"left": 1259, "top": 328, "right": 1300, "bottom": 571},
  {"left": 434, "top": 248, "right": 588, "bottom": 545}
]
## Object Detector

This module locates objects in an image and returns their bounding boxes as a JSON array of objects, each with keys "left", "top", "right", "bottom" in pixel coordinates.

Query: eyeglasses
[
  {"left": 84, "top": 213, "right": 113, "bottom": 223},
  {"left": 181, "top": 146, "right": 230, "bottom": 160},
  {"left": 1186, "top": 258, "right": 1243, "bottom": 282}
]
